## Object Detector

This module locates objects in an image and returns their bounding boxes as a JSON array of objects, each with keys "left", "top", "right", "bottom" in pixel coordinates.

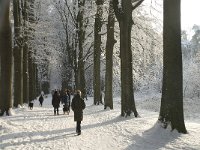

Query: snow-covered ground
[{"left": 0, "top": 94, "right": 200, "bottom": 150}]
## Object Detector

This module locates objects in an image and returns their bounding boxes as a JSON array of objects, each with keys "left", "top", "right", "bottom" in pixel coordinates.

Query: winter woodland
[{"left": 0, "top": 0, "right": 200, "bottom": 149}]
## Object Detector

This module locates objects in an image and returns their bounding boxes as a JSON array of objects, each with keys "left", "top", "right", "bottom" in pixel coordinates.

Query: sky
[
  {"left": 181, "top": 0, "right": 200, "bottom": 30},
  {"left": 142, "top": 0, "right": 199, "bottom": 32}
]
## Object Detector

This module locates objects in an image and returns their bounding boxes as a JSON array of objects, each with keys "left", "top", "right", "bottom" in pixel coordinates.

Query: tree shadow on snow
[
  {"left": 84, "top": 109, "right": 110, "bottom": 116},
  {"left": 125, "top": 122, "right": 181, "bottom": 150},
  {"left": 82, "top": 115, "right": 133, "bottom": 131},
  {"left": 1, "top": 114, "right": 124, "bottom": 149},
  {"left": 0, "top": 127, "right": 76, "bottom": 148},
  {"left": 7, "top": 111, "right": 73, "bottom": 122}
]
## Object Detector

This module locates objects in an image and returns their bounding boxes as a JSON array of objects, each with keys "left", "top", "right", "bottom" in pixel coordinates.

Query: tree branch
[
  {"left": 64, "top": 0, "right": 76, "bottom": 27},
  {"left": 132, "top": 0, "right": 144, "bottom": 10},
  {"left": 113, "top": 0, "right": 123, "bottom": 22}
]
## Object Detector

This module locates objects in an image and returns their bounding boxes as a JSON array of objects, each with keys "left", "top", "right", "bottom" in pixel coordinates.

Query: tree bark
[
  {"left": 28, "top": 0, "right": 37, "bottom": 101},
  {"left": 21, "top": 0, "right": 29, "bottom": 104},
  {"left": 120, "top": 0, "right": 137, "bottom": 117},
  {"left": 28, "top": 54, "right": 34, "bottom": 101},
  {"left": 13, "top": 0, "right": 24, "bottom": 107},
  {"left": 0, "top": 0, "right": 13, "bottom": 115},
  {"left": 104, "top": 0, "right": 116, "bottom": 109},
  {"left": 77, "top": 0, "right": 87, "bottom": 99},
  {"left": 93, "top": 0, "right": 103, "bottom": 105},
  {"left": 159, "top": 0, "right": 187, "bottom": 133},
  {"left": 28, "top": 58, "right": 37, "bottom": 101},
  {"left": 113, "top": 0, "right": 143, "bottom": 116}
]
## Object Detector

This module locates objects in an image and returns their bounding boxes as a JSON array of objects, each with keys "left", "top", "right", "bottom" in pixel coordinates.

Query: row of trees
[
  {"left": 0, "top": 0, "right": 187, "bottom": 133},
  {"left": 110, "top": 0, "right": 186, "bottom": 133},
  {"left": 0, "top": 0, "right": 40, "bottom": 115}
]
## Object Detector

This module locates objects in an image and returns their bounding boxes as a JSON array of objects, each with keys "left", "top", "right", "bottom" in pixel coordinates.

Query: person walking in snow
[
  {"left": 71, "top": 90, "right": 86, "bottom": 135},
  {"left": 62, "top": 89, "right": 70, "bottom": 115},
  {"left": 39, "top": 94, "right": 44, "bottom": 107},
  {"left": 52, "top": 90, "right": 61, "bottom": 115},
  {"left": 67, "top": 89, "right": 71, "bottom": 111}
]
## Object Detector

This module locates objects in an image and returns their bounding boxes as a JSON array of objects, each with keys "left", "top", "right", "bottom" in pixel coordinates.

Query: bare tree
[
  {"left": 104, "top": 0, "right": 116, "bottom": 109},
  {"left": 21, "top": 0, "right": 29, "bottom": 104},
  {"left": 28, "top": 0, "right": 37, "bottom": 101},
  {"left": 76, "top": 0, "right": 87, "bottom": 99},
  {"left": 0, "top": 0, "right": 13, "bottom": 115},
  {"left": 159, "top": 0, "right": 187, "bottom": 133},
  {"left": 13, "top": 0, "right": 24, "bottom": 107},
  {"left": 113, "top": 0, "right": 144, "bottom": 116},
  {"left": 93, "top": 0, "right": 104, "bottom": 105}
]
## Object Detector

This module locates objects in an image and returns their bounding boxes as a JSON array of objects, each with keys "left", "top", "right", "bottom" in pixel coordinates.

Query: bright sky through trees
[{"left": 181, "top": 0, "right": 200, "bottom": 30}]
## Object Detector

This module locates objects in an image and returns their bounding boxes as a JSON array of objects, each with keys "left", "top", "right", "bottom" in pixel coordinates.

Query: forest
[{"left": 0, "top": 0, "right": 200, "bottom": 136}]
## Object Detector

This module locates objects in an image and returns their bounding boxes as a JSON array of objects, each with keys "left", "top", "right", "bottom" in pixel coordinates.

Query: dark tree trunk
[
  {"left": 21, "top": 0, "right": 29, "bottom": 104},
  {"left": 113, "top": 0, "right": 143, "bottom": 117},
  {"left": 93, "top": 0, "right": 103, "bottom": 105},
  {"left": 65, "top": 47, "right": 73, "bottom": 91},
  {"left": 23, "top": 43, "right": 29, "bottom": 103},
  {"left": 13, "top": 0, "right": 23, "bottom": 107},
  {"left": 0, "top": 0, "right": 13, "bottom": 115},
  {"left": 28, "top": 55, "right": 35, "bottom": 101},
  {"left": 77, "top": 0, "right": 86, "bottom": 99},
  {"left": 119, "top": 0, "right": 137, "bottom": 117},
  {"left": 28, "top": 0, "right": 37, "bottom": 101},
  {"left": 35, "top": 67, "right": 40, "bottom": 96},
  {"left": 104, "top": 0, "right": 116, "bottom": 110},
  {"left": 71, "top": 1, "right": 78, "bottom": 92},
  {"left": 29, "top": 61, "right": 37, "bottom": 100},
  {"left": 73, "top": 33, "right": 78, "bottom": 91},
  {"left": 159, "top": 0, "right": 187, "bottom": 134}
]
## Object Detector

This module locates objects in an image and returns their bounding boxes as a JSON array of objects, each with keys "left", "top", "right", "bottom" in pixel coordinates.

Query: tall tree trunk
[
  {"left": 66, "top": 47, "right": 73, "bottom": 91},
  {"left": 33, "top": 64, "right": 37, "bottom": 97},
  {"left": 93, "top": 0, "right": 103, "bottom": 105},
  {"left": 72, "top": 0, "right": 78, "bottom": 92},
  {"left": 104, "top": 0, "right": 116, "bottom": 109},
  {"left": 0, "top": 0, "right": 13, "bottom": 115},
  {"left": 28, "top": 55, "right": 34, "bottom": 100},
  {"left": 13, "top": 0, "right": 24, "bottom": 107},
  {"left": 28, "top": 0, "right": 37, "bottom": 101},
  {"left": 73, "top": 37, "right": 78, "bottom": 92},
  {"left": 28, "top": 59, "right": 37, "bottom": 100},
  {"left": 119, "top": 0, "right": 137, "bottom": 117},
  {"left": 159, "top": 0, "right": 187, "bottom": 133},
  {"left": 35, "top": 67, "right": 40, "bottom": 95},
  {"left": 22, "top": 0, "right": 29, "bottom": 103},
  {"left": 23, "top": 43, "right": 29, "bottom": 103},
  {"left": 28, "top": 56, "right": 36, "bottom": 101},
  {"left": 77, "top": 0, "right": 86, "bottom": 99},
  {"left": 113, "top": 0, "right": 143, "bottom": 116}
]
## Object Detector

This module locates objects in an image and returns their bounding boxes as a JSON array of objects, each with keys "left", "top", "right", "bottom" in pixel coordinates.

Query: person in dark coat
[
  {"left": 71, "top": 90, "right": 86, "bottom": 135},
  {"left": 67, "top": 89, "right": 71, "bottom": 111},
  {"left": 39, "top": 94, "right": 44, "bottom": 107},
  {"left": 52, "top": 91, "right": 61, "bottom": 115},
  {"left": 62, "top": 90, "right": 70, "bottom": 115}
]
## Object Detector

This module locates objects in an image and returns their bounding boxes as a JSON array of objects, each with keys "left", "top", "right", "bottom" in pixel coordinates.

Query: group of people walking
[
  {"left": 52, "top": 89, "right": 71, "bottom": 115},
  {"left": 52, "top": 89, "right": 86, "bottom": 135}
]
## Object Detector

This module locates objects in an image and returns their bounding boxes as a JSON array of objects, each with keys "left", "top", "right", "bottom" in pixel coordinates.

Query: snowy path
[{"left": 0, "top": 95, "right": 200, "bottom": 150}]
